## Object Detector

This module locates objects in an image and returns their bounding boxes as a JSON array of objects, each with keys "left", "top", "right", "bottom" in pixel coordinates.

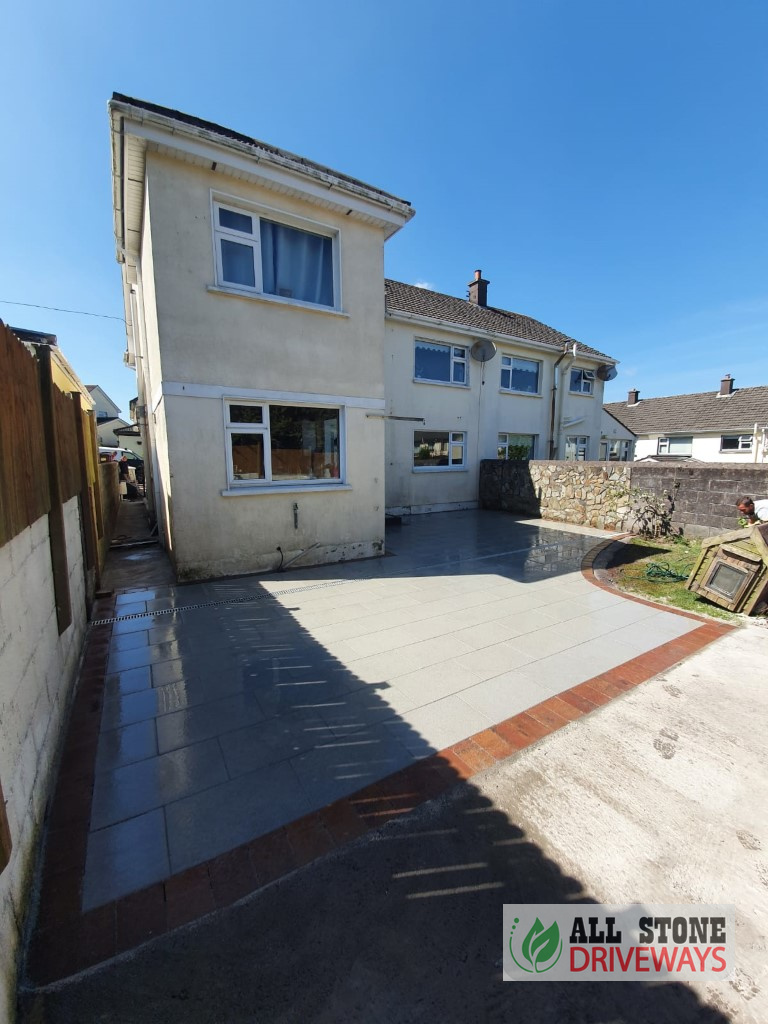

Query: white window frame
[
  {"left": 212, "top": 195, "right": 340, "bottom": 310},
  {"left": 720, "top": 434, "right": 753, "bottom": 453},
  {"left": 500, "top": 355, "right": 542, "bottom": 395},
  {"left": 565, "top": 435, "right": 589, "bottom": 461},
  {"left": 413, "top": 339, "right": 469, "bottom": 387},
  {"left": 569, "top": 368, "right": 595, "bottom": 395},
  {"left": 224, "top": 399, "right": 345, "bottom": 488},
  {"left": 413, "top": 430, "right": 467, "bottom": 472},
  {"left": 657, "top": 436, "right": 692, "bottom": 455},
  {"left": 498, "top": 433, "right": 536, "bottom": 459}
]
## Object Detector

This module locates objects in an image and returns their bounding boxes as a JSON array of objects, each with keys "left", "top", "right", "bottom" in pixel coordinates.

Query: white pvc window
[
  {"left": 569, "top": 368, "right": 595, "bottom": 395},
  {"left": 413, "top": 430, "right": 466, "bottom": 470},
  {"left": 500, "top": 356, "right": 541, "bottom": 394},
  {"left": 414, "top": 340, "right": 468, "bottom": 385},
  {"left": 565, "top": 436, "right": 589, "bottom": 461},
  {"left": 498, "top": 433, "right": 535, "bottom": 459},
  {"left": 214, "top": 202, "right": 336, "bottom": 307},
  {"left": 226, "top": 401, "right": 342, "bottom": 486},
  {"left": 720, "top": 434, "right": 753, "bottom": 452},
  {"left": 657, "top": 436, "right": 692, "bottom": 455}
]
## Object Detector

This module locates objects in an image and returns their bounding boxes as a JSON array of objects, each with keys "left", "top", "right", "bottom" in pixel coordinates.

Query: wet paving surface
[{"left": 82, "top": 511, "right": 701, "bottom": 909}]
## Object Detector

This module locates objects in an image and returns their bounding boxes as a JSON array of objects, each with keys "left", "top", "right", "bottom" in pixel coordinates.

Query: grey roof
[
  {"left": 605, "top": 386, "right": 768, "bottom": 434},
  {"left": 111, "top": 94, "right": 411, "bottom": 209},
  {"left": 384, "top": 280, "right": 614, "bottom": 361}
]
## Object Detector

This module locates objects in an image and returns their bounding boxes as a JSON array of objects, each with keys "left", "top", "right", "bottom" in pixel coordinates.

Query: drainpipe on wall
[{"left": 549, "top": 343, "right": 577, "bottom": 459}]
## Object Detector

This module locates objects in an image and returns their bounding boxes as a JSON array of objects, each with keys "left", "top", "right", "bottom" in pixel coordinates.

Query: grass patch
[{"left": 610, "top": 537, "right": 739, "bottom": 622}]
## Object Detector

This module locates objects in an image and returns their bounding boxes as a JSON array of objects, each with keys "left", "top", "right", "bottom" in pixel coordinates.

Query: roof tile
[
  {"left": 385, "top": 280, "right": 613, "bottom": 361},
  {"left": 605, "top": 387, "right": 768, "bottom": 434}
]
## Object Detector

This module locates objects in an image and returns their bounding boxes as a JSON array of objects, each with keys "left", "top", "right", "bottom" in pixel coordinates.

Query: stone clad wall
[{"left": 480, "top": 460, "right": 768, "bottom": 536}]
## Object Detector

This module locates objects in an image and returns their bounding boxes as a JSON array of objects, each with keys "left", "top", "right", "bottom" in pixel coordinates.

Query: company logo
[
  {"left": 509, "top": 916, "right": 563, "bottom": 974},
  {"left": 503, "top": 904, "right": 735, "bottom": 982}
]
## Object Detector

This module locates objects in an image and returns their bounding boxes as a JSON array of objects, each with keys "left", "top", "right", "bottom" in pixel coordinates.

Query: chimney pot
[
  {"left": 468, "top": 270, "right": 489, "bottom": 307},
  {"left": 627, "top": 388, "right": 640, "bottom": 405},
  {"left": 719, "top": 373, "right": 734, "bottom": 397}
]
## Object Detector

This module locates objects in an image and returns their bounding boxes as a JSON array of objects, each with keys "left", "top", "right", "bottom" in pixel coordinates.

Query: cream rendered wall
[
  {"left": 0, "top": 500, "right": 87, "bottom": 1020},
  {"left": 557, "top": 369, "right": 605, "bottom": 459},
  {"left": 383, "top": 321, "right": 482, "bottom": 513},
  {"left": 138, "top": 181, "right": 172, "bottom": 546},
  {"left": 164, "top": 395, "right": 384, "bottom": 579},
  {"left": 140, "top": 152, "right": 389, "bottom": 578},
  {"left": 382, "top": 321, "right": 609, "bottom": 511}
]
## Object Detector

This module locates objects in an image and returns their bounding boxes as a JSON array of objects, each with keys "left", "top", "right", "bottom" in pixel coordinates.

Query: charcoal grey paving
[{"left": 82, "top": 510, "right": 704, "bottom": 908}]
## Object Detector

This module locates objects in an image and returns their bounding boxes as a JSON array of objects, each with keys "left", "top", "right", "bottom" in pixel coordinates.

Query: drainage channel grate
[
  {"left": 91, "top": 539, "right": 574, "bottom": 627},
  {"left": 90, "top": 577, "right": 363, "bottom": 626}
]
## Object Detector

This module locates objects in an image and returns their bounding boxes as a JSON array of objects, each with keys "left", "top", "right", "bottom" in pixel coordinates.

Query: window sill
[
  {"left": 719, "top": 450, "right": 752, "bottom": 455},
  {"left": 499, "top": 389, "right": 542, "bottom": 399},
  {"left": 568, "top": 391, "right": 594, "bottom": 398},
  {"left": 412, "top": 378, "right": 469, "bottom": 389},
  {"left": 412, "top": 466, "right": 468, "bottom": 473},
  {"left": 222, "top": 482, "right": 352, "bottom": 496},
  {"left": 207, "top": 286, "right": 349, "bottom": 318}
]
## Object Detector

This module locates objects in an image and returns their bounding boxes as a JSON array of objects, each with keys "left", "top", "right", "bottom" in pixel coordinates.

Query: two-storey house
[{"left": 110, "top": 95, "right": 618, "bottom": 579}]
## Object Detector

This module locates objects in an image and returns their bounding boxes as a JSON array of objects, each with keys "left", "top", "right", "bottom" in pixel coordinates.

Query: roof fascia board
[
  {"left": 385, "top": 307, "right": 612, "bottom": 364},
  {"left": 115, "top": 110, "right": 413, "bottom": 235}
]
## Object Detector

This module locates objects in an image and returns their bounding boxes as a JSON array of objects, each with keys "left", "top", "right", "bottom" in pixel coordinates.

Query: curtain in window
[{"left": 260, "top": 221, "right": 333, "bottom": 306}]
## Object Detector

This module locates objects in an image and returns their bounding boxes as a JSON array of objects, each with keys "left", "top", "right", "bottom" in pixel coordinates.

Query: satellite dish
[
  {"left": 470, "top": 339, "right": 497, "bottom": 362},
  {"left": 596, "top": 364, "right": 618, "bottom": 382}
]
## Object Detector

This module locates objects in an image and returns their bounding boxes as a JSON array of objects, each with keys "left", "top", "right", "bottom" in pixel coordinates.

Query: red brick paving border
[{"left": 25, "top": 575, "right": 736, "bottom": 986}]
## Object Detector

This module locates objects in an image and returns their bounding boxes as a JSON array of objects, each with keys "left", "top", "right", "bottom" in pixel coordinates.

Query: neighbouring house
[
  {"left": 599, "top": 407, "right": 636, "bottom": 462},
  {"left": 383, "top": 277, "right": 617, "bottom": 515},
  {"left": 109, "top": 94, "right": 618, "bottom": 579},
  {"left": 604, "top": 376, "right": 768, "bottom": 464},
  {"left": 85, "top": 384, "right": 131, "bottom": 447}
]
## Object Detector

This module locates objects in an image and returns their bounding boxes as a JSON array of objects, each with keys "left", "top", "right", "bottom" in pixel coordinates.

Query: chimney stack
[
  {"left": 627, "top": 388, "right": 640, "bottom": 406},
  {"left": 468, "top": 269, "right": 489, "bottom": 307},
  {"left": 719, "top": 373, "right": 734, "bottom": 397}
]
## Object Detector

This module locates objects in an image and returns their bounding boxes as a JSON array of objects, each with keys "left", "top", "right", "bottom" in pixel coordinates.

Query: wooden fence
[{"left": 0, "top": 321, "right": 118, "bottom": 625}]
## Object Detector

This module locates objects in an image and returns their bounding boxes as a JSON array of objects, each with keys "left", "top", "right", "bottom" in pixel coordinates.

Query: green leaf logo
[{"left": 510, "top": 916, "right": 563, "bottom": 974}]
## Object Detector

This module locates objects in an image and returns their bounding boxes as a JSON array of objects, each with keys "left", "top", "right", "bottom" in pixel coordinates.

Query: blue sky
[{"left": 1, "top": 0, "right": 766, "bottom": 417}]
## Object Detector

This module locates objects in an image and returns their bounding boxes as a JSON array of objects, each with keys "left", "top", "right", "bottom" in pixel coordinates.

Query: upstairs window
[
  {"left": 657, "top": 436, "right": 692, "bottom": 456},
  {"left": 500, "top": 356, "right": 541, "bottom": 394},
  {"left": 569, "top": 368, "right": 595, "bottom": 395},
  {"left": 214, "top": 202, "right": 336, "bottom": 308},
  {"left": 225, "top": 401, "right": 341, "bottom": 487},
  {"left": 414, "top": 340, "right": 468, "bottom": 385},
  {"left": 721, "top": 434, "right": 753, "bottom": 452}
]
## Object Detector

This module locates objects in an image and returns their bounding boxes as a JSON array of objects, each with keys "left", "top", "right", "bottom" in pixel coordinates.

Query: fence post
[
  {"left": 71, "top": 392, "right": 100, "bottom": 598},
  {"left": 38, "top": 345, "right": 72, "bottom": 633}
]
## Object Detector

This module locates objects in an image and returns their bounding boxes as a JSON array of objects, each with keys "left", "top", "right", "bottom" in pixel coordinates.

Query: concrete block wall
[
  {"left": 630, "top": 464, "right": 768, "bottom": 537},
  {"left": 0, "top": 498, "right": 87, "bottom": 1021},
  {"left": 480, "top": 460, "right": 768, "bottom": 537}
]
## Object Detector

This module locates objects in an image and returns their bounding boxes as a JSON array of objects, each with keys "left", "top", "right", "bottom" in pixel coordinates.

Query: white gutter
[
  {"left": 110, "top": 99, "right": 414, "bottom": 235},
  {"left": 386, "top": 308, "right": 614, "bottom": 365}
]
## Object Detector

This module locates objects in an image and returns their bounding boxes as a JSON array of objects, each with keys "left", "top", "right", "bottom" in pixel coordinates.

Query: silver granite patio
[{"left": 82, "top": 510, "right": 701, "bottom": 909}]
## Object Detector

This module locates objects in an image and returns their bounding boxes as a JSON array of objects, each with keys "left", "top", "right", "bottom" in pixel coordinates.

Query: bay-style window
[
  {"left": 500, "top": 356, "right": 540, "bottom": 394},
  {"left": 413, "top": 430, "right": 466, "bottom": 470},
  {"left": 214, "top": 202, "right": 336, "bottom": 308},
  {"left": 569, "top": 368, "right": 595, "bottom": 395},
  {"left": 414, "top": 340, "right": 468, "bottom": 385},
  {"left": 226, "top": 401, "right": 341, "bottom": 487}
]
